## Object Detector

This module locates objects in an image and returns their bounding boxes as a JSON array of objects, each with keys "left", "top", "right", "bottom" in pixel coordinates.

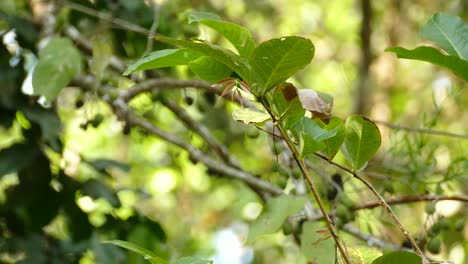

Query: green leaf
[
  {"left": 346, "top": 245, "right": 382, "bottom": 264},
  {"left": 188, "top": 12, "right": 221, "bottom": 23},
  {"left": 300, "top": 222, "right": 335, "bottom": 263},
  {"left": 297, "top": 117, "right": 339, "bottom": 157},
  {"left": 385, "top": 46, "right": 468, "bottom": 82},
  {"left": 189, "top": 12, "right": 256, "bottom": 57},
  {"left": 174, "top": 256, "right": 213, "bottom": 264},
  {"left": 371, "top": 251, "right": 422, "bottom": 264},
  {"left": 341, "top": 115, "right": 381, "bottom": 171},
  {"left": 32, "top": 37, "right": 81, "bottom": 101},
  {"left": 103, "top": 240, "right": 169, "bottom": 264},
  {"left": 271, "top": 83, "right": 305, "bottom": 129},
  {"left": 420, "top": 13, "right": 468, "bottom": 59},
  {"left": 317, "top": 117, "right": 345, "bottom": 160},
  {"left": 123, "top": 49, "right": 201, "bottom": 76},
  {"left": 249, "top": 36, "right": 314, "bottom": 95},
  {"left": 188, "top": 56, "right": 232, "bottom": 82},
  {"left": 87, "top": 158, "right": 131, "bottom": 172},
  {"left": 0, "top": 143, "right": 39, "bottom": 178},
  {"left": 232, "top": 108, "right": 271, "bottom": 124},
  {"left": 156, "top": 37, "right": 252, "bottom": 82},
  {"left": 247, "top": 195, "right": 307, "bottom": 242}
]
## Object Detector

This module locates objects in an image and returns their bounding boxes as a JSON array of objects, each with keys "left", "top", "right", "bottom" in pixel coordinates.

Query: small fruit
[
  {"left": 247, "top": 129, "right": 260, "bottom": 139},
  {"left": 282, "top": 221, "right": 293, "bottom": 235},
  {"left": 426, "top": 238, "right": 441, "bottom": 254},
  {"left": 437, "top": 218, "right": 451, "bottom": 231},
  {"left": 454, "top": 218, "right": 464, "bottom": 232},
  {"left": 184, "top": 96, "right": 194, "bottom": 105},
  {"left": 383, "top": 181, "right": 395, "bottom": 194},
  {"left": 90, "top": 114, "right": 104, "bottom": 128},
  {"left": 428, "top": 223, "right": 441, "bottom": 237},
  {"left": 425, "top": 203, "right": 436, "bottom": 215}
]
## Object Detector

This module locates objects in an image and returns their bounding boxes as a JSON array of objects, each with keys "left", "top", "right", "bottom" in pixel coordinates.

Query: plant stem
[
  {"left": 314, "top": 153, "right": 429, "bottom": 263},
  {"left": 260, "top": 101, "right": 352, "bottom": 264}
]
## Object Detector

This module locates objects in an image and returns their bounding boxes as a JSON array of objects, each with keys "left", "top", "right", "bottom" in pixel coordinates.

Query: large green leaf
[
  {"left": 386, "top": 46, "right": 468, "bottom": 82},
  {"left": 174, "top": 257, "right": 213, "bottom": 264},
  {"left": 123, "top": 49, "right": 202, "bottom": 76},
  {"left": 188, "top": 56, "right": 232, "bottom": 82},
  {"left": 156, "top": 37, "right": 252, "bottom": 82},
  {"left": 300, "top": 222, "right": 335, "bottom": 263},
  {"left": 103, "top": 240, "right": 169, "bottom": 264},
  {"left": 371, "top": 251, "right": 422, "bottom": 264},
  {"left": 232, "top": 108, "right": 271, "bottom": 124},
  {"left": 0, "top": 143, "right": 39, "bottom": 178},
  {"left": 420, "top": 13, "right": 468, "bottom": 60},
  {"left": 32, "top": 37, "right": 81, "bottom": 101},
  {"left": 249, "top": 36, "right": 314, "bottom": 95},
  {"left": 341, "top": 115, "right": 381, "bottom": 171},
  {"left": 189, "top": 12, "right": 256, "bottom": 57},
  {"left": 317, "top": 117, "right": 345, "bottom": 160},
  {"left": 296, "top": 117, "right": 339, "bottom": 157},
  {"left": 247, "top": 195, "right": 307, "bottom": 242}
]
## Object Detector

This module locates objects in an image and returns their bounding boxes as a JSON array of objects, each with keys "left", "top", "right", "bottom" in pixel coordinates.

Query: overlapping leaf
[
  {"left": 156, "top": 37, "right": 252, "bottom": 82},
  {"left": 123, "top": 49, "right": 201, "bottom": 76},
  {"left": 189, "top": 11, "right": 256, "bottom": 57},
  {"left": 249, "top": 36, "right": 314, "bottom": 95},
  {"left": 386, "top": 46, "right": 468, "bottom": 82},
  {"left": 317, "top": 117, "right": 345, "bottom": 160},
  {"left": 296, "top": 117, "right": 339, "bottom": 157},
  {"left": 33, "top": 37, "right": 81, "bottom": 101},
  {"left": 420, "top": 13, "right": 468, "bottom": 60},
  {"left": 232, "top": 108, "right": 270, "bottom": 124},
  {"left": 188, "top": 56, "right": 232, "bottom": 82},
  {"left": 341, "top": 115, "right": 381, "bottom": 171}
]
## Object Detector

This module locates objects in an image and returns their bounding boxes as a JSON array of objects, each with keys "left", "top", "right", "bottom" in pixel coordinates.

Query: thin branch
[
  {"left": 71, "top": 75, "right": 283, "bottom": 197},
  {"left": 342, "top": 225, "right": 404, "bottom": 251},
  {"left": 261, "top": 102, "right": 352, "bottom": 264},
  {"left": 144, "top": 1, "right": 161, "bottom": 55},
  {"left": 373, "top": 120, "right": 468, "bottom": 139},
  {"left": 63, "top": 0, "right": 149, "bottom": 35},
  {"left": 313, "top": 152, "right": 428, "bottom": 262},
  {"left": 160, "top": 97, "right": 242, "bottom": 169},
  {"left": 112, "top": 98, "right": 282, "bottom": 196},
  {"left": 355, "top": 194, "right": 468, "bottom": 210},
  {"left": 120, "top": 78, "right": 218, "bottom": 101}
]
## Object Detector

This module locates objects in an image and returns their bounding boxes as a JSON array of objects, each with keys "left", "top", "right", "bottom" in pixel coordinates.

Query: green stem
[{"left": 260, "top": 100, "right": 352, "bottom": 264}]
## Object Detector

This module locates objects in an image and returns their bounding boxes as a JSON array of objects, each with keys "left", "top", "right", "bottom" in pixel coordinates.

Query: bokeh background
[{"left": 0, "top": 0, "right": 466, "bottom": 263}]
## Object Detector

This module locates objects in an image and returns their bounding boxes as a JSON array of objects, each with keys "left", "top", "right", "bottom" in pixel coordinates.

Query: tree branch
[
  {"left": 63, "top": 0, "right": 149, "bottom": 35},
  {"left": 160, "top": 97, "right": 242, "bottom": 169},
  {"left": 373, "top": 120, "right": 468, "bottom": 139},
  {"left": 71, "top": 75, "right": 283, "bottom": 198},
  {"left": 355, "top": 194, "right": 468, "bottom": 210},
  {"left": 313, "top": 153, "right": 428, "bottom": 262}
]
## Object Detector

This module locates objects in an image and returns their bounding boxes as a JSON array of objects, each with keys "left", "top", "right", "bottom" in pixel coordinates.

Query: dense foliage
[{"left": 0, "top": 1, "right": 466, "bottom": 264}]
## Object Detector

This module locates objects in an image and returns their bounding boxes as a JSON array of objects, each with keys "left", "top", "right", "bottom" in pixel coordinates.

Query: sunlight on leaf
[
  {"left": 371, "top": 251, "right": 422, "bottom": 264},
  {"left": 103, "top": 240, "right": 169, "bottom": 264},
  {"left": 232, "top": 108, "right": 270, "bottom": 124}
]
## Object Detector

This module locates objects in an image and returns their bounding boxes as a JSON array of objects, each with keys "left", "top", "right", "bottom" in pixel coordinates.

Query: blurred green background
[{"left": 0, "top": 0, "right": 466, "bottom": 263}]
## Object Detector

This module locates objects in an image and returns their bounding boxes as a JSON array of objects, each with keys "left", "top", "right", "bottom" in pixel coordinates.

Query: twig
[
  {"left": 355, "top": 194, "right": 468, "bottom": 210},
  {"left": 120, "top": 78, "right": 218, "bottom": 101},
  {"left": 160, "top": 97, "right": 242, "bottom": 169},
  {"left": 342, "top": 225, "right": 404, "bottom": 251},
  {"left": 313, "top": 152, "right": 429, "bottom": 263},
  {"left": 63, "top": 0, "right": 149, "bottom": 35},
  {"left": 260, "top": 102, "right": 352, "bottom": 264},
  {"left": 71, "top": 74, "right": 283, "bottom": 197},
  {"left": 112, "top": 98, "right": 282, "bottom": 196},
  {"left": 144, "top": 1, "right": 161, "bottom": 55},
  {"left": 373, "top": 120, "right": 468, "bottom": 139}
]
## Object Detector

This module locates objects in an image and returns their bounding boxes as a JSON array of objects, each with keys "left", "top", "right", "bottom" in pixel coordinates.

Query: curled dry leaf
[{"left": 297, "top": 89, "right": 333, "bottom": 120}]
